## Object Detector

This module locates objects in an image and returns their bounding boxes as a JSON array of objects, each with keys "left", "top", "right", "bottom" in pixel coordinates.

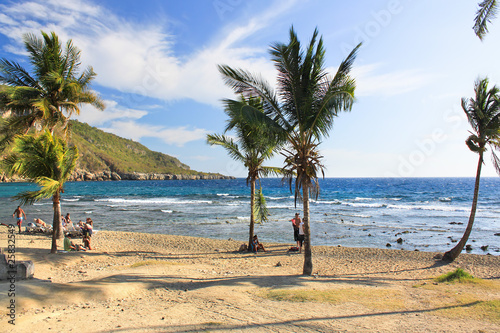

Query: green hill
[
  {"left": 0, "top": 120, "right": 229, "bottom": 180},
  {"left": 69, "top": 120, "right": 193, "bottom": 174}
]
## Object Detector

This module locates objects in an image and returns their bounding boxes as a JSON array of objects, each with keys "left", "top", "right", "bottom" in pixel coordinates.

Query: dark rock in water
[
  {"left": 449, "top": 222, "right": 464, "bottom": 225},
  {"left": 414, "top": 249, "right": 419, "bottom": 252},
  {"left": 480, "top": 245, "right": 489, "bottom": 251},
  {"left": 465, "top": 244, "right": 473, "bottom": 252},
  {"left": 386, "top": 243, "right": 392, "bottom": 247},
  {"left": 396, "top": 238, "right": 403, "bottom": 244},
  {"left": 368, "top": 234, "right": 372, "bottom": 237},
  {"left": 494, "top": 233, "right": 500, "bottom": 236}
]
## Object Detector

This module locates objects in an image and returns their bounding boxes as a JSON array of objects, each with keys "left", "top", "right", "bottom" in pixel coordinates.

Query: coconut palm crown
[
  {"left": 0, "top": 31, "right": 104, "bottom": 149},
  {"left": 443, "top": 77, "right": 500, "bottom": 261},
  {"left": 218, "top": 27, "right": 361, "bottom": 275},
  {"left": 2, "top": 130, "right": 79, "bottom": 253},
  {"left": 207, "top": 96, "right": 281, "bottom": 249}
]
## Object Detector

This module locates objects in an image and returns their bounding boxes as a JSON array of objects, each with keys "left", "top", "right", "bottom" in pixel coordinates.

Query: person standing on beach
[
  {"left": 12, "top": 206, "right": 27, "bottom": 234},
  {"left": 298, "top": 219, "right": 305, "bottom": 253},
  {"left": 291, "top": 213, "right": 301, "bottom": 248}
]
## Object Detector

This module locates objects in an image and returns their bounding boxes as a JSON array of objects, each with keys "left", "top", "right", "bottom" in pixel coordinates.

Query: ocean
[{"left": 0, "top": 178, "right": 498, "bottom": 255}]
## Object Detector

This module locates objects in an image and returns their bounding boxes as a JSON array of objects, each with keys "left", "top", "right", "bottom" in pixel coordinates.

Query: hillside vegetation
[
  {"left": 69, "top": 121, "right": 194, "bottom": 174},
  {"left": 1, "top": 120, "right": 227, "bottom": 179}
]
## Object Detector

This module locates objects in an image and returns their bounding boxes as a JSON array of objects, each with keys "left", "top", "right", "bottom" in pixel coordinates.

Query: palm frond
[
  {"left": 253, "top": 187, "right": 269, "bottom": 224},
  {"left": 207, "top": 133, "right": 245, "bottom": 163},
  {"left": 474, "top": 0, "right": 498, "bottom": 40}
]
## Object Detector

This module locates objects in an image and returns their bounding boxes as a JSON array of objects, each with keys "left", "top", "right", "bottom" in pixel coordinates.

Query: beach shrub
[{"left": 436, "top": 268, "right": 475, "bottom": 283}]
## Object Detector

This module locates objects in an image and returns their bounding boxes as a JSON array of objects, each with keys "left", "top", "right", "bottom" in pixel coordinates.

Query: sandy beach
[{"left": 1, "top": 228, "right": 499, "bottom": 332}]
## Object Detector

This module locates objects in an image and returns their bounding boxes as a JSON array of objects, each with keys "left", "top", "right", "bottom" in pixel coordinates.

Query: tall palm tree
[
  {"left": 207, "top": 96, "right": 281, "bottom": 249},
  {"left": 219, "top": 27, "right": 360, "bottom": 275},
  {"left": 474, "top": 0, "right": 498, "bottom": 40},
  {"left": 443, "top": 77, "right": 500, "bottom": 261},
  {"left": 2, "top": 130, "right": 79, "bottom": 253},
  {"left": 0, "top": 31, "right": 104, "bottom": 149}
]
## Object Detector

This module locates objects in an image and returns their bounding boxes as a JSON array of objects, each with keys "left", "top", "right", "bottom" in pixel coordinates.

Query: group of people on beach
[
  {"left": 240, "top": 212, "right": 305, "bottom": 254},
  {"left": 13, "top": 206, "right": 94, "bottom": 251}
]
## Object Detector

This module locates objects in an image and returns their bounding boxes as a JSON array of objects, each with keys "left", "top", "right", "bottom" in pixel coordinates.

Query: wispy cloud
[
  {"left": 352, "top": 63, "right": 434, "bottom": 97},
  {"left": 99, "top": 121, "right": 208, "bottom": 147},
  {"left": 75, "top": 100, "right": 148, "bottom": 126}
]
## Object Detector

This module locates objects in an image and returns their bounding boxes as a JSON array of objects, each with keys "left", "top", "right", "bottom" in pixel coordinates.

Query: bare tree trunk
[
  {"left": 302, "top": 178, "right": 313, "bottom": 275},
  {"left": 443, "top": 153, "right": 483, "bottom": 261},
  {"left": 248, "top": 177, "right": 255, "bottom": 250},
  {"left": 51, "top": 191, "right": 63, "bottom": 254}
]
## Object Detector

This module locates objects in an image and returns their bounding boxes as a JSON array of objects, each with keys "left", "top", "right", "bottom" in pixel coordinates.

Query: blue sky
[{"left": 1, "top": 0, "right": 500, "bottom": 177}]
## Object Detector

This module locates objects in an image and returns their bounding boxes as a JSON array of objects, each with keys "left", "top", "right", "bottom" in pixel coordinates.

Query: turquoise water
[{"left": 0, "top": 178, "right": 498, "bottom": 255}]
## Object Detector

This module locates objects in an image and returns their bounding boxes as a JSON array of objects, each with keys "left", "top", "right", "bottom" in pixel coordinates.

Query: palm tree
[
  {"left": 207, "top": 96, "right": 281, "bottom": 249},
  {"left": 219, "top": 27, "right": 361, "bottom": 275},
  {"left": 2, "top": 130, "right": 79, "bottom": 253},
  {"left": 0, "top": 31, "right": 104, "bottom": 149},
  {"left": 443, "top": 77, "right": 500, "bottom": 261},
  {"left": 474, "top": 0, "right": 498, "bottom": 40}
]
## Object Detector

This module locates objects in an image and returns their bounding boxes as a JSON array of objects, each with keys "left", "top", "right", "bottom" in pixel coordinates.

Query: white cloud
[
  {"left": 0, "top": 0, "right": 292, "bottom": 106},
  {"left": 99, "top": 121, "right": 208, "bottom": 147},
  {"left": 75, "top": 99, "right": 148, "bottom": 126},
  {"left": 351, "top": 63, "right": 434, "bottom": 97}
]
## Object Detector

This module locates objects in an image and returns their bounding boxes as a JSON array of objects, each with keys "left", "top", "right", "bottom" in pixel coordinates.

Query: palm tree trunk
[
  {"left": 248, "top": 177, "right": 256, "bottom": 250},
  {"left": 302, "top": 178, "right": 313, "bottom": 275},
  {"left": 443, "top": 153, "right": 483, "bottom": 261},
  {"left": 50, "top": 191, "right": 63, "bottom": 254}
]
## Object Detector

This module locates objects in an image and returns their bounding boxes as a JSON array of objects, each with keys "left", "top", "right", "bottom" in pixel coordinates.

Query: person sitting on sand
[
  {"left": 250, "top": 235, "right": 266, "bottom": 253},
  {"left": 64, "top": 235, "right": 86, "bottom": 251}
]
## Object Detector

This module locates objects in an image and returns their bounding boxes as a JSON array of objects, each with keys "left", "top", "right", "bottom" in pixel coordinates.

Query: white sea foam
[
  {"left": 62, "top": 198, "right": 79, "bottom": 202},
  {"left": 161, "top": 210, "right": 173, "bottom": 213},
  {"left": 95, "top": 197, "right": 213, "bottom": 205}
]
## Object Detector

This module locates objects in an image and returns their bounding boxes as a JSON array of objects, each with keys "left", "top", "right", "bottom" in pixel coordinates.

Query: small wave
[
  {"left": 236, "top": 216, "right": 247, "bottom": 220},
  {"left": 85, "top": 211, "right": 93, "bottom": 214},
  {"left": 161, "top": 210, "right": 173, "bottom": 213},
  {"left": 343, "top": 202, "right": 387, "bottom": 209},
  {"left": 314, "top": 200, "right": 342, "bottom": 205},
  {"left": 354, "top": 197, "right": 374, "bottom": 201},
  {"left": 95, "top": 197, "right": 213, "bottom": 205},
  {"left": 62, "top": 198, "right": 79, "bottom": 202},
  {"left": 217, "top": 193, "right": 229, "bottom": 196},
  {"left": 386, "top": 204, "right": 468, "bottom": 212},
  {"left": 439, "top": 197, "right": 452, "bottom": 202},
  {"left": 267, "top": 196, "right": 290, "bottom": 200}
]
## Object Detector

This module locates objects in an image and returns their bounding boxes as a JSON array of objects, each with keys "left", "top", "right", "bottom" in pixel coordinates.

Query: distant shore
[
  {"left": 1, "top": 228, "right": 499, "bottom": 332},
  {"left": 0, "top": 170, "right": 235, "bottom": 182}
]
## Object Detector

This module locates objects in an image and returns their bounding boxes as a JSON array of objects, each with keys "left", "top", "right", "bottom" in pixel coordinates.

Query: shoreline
[{"left": 1, "top": 228, "right": 499, "bottom": 332}]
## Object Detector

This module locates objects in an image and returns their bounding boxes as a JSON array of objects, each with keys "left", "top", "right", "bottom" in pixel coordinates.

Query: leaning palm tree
[
  {"left": 219, "top": 27, "right": 360, "bottom": 275},
  {"left": 443, "top": 77, "right": 500, "bottom": 261},
  {"left": 0, "top": 31, "right": 104, "bottom": 150},
  {"left": 474, "top": 0, "right": 498, "bottom": 40},
  {"left": 2, "top": 130, "right": 79, "bottom": 253},
  {"left": 207, "top": 96, "right": 281, "bottom": 249}
]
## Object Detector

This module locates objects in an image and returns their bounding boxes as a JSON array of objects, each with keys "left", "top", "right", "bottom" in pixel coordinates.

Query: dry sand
[{"left": 1, "top": 228, "right": 499, "bottom": 332}]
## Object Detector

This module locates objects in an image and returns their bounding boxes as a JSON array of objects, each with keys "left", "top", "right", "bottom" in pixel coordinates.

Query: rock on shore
[{"left": 0, "top": 170, "right": 234, "bottom": 182}]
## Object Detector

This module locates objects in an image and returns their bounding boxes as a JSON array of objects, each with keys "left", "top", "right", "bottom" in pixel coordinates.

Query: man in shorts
[{"left": 13, "top": 206, "right": 27, "bottom": 234}]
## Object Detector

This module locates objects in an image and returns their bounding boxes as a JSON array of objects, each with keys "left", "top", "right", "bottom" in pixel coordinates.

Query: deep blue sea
[{"left": 1, "top": 178, "right": 498, "bottom": 255}]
